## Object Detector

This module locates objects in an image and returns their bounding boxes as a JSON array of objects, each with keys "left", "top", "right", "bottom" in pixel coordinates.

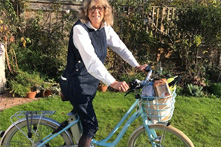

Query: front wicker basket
[{"left": 142, "top": 91, "right": 177, "bottom": 124}]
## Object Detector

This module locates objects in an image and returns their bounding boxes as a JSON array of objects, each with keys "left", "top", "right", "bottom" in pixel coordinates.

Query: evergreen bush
[{"left": 209, "top": 83, "right": 221, "bottom": 98}]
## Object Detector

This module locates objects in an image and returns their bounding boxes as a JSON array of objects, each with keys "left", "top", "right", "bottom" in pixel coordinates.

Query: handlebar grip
[
  {"left": 125, "top": 79, "right": 143, "bottom": 97},
  {"left": 145, "top": 65, "right": 152, "bottom": 72}
]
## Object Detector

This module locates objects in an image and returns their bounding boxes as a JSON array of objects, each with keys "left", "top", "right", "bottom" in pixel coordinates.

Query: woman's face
[{"left": 88, "top": 2, "right": 104, "bottom": 29}]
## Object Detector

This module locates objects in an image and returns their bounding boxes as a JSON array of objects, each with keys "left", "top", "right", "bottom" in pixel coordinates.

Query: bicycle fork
[{"left": 143, "top": 117, "right": 171, "bottom": 147}]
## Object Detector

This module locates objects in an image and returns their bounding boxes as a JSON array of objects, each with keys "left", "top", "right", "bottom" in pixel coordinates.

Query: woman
[{"left": 65, "top": 0, "right": 147, "bottom": 146}]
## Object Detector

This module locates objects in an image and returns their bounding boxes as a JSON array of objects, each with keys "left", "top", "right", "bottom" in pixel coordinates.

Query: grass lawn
[{"left": 0, "top": 91, "right": 220, "bottom": 146}]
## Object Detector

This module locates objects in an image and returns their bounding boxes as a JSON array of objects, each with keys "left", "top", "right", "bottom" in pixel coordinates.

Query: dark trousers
[{"left": 70, "top": 94, "right": 98, "bottom": 138}]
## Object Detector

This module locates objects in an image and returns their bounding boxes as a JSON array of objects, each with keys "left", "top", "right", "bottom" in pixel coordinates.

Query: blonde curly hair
[{"left": 79, "top": 0, "right": 114, "bottom": 26}]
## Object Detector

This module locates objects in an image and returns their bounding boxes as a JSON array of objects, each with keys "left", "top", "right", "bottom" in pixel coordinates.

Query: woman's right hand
[{"left": 110, "top": 81, "right": 129, "bottom": 92}]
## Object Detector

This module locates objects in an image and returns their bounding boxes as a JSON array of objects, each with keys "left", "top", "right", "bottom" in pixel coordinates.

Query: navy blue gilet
[{"left": 66, "top": 20, "right": 107, "bottom": 97}]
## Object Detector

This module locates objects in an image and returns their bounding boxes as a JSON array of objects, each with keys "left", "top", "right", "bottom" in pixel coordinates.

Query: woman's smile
[{"left": 88, "top": 4, "right": 104, "bottom": 29}]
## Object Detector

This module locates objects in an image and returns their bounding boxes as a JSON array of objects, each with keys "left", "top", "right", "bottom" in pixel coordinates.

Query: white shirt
[{"left": 73, "top": 22, "right": 139, "bottom": 86}]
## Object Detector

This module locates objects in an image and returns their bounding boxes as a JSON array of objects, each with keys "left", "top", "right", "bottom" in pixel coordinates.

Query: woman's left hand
[{"left": 136, "top": 64, "right": 148, "bottom": 72}]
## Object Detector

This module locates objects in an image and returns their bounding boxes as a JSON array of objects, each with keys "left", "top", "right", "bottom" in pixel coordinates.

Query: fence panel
[
  {"left": 144, "top": 6, "right": 176, "bottom": 36},
  {"left": 25, "top": 0, "right": 82, "bottom": 12},
  {"left": 23, "top": 0, "right": 176, "bottom": 38}
]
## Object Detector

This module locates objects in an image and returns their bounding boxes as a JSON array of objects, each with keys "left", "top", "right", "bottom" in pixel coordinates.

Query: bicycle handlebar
[
  {"left": 124, "top": 65, "right": 154, "bottom": 97},
  {"left": 125, "top": 65, "right": 181, "bottom": 97}
]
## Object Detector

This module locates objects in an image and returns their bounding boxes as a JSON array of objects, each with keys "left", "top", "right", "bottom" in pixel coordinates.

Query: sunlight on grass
[{"left": 0, "top": 92, "right": 220, "bottom": 146}]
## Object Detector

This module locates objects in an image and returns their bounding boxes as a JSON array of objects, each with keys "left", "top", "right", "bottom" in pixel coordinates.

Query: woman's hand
[
  {"left": 110, "top": 81, "right": 129, "bottom": 92},
  {"left": 135, "top": 64, "right": 148, "bottom": 72}
]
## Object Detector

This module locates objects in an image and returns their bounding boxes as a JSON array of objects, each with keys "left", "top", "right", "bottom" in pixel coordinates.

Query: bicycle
[{"left": 0, "top": 66, "right": 194, "bottom": 147}]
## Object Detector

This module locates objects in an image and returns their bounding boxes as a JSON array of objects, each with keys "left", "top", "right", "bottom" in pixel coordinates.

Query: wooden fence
[
  {"left": 22, "top": 0, "right": 82, "bottom": 24},
  {"left": 22, "top": 0, "right": 176, "bottom": 36},
  {"left": 25, "top": 0, "right": 82, "bottom": 12},
  {"left": 114, "top": 4, "right": 176, "bottom": 36},
  {"left": 148, "top": 6, "right": 176, "bottom": 34}
]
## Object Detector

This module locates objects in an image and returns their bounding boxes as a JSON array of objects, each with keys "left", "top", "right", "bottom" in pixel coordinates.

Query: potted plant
[
  {"left": 9, "top": 70, "right": 44, "bottom": 98},
  {"left": 36, "top": 80, "right": 61, "bottom": 97},
  {"left": 38, "top": 82, "right": 53, "bottom": 97}
]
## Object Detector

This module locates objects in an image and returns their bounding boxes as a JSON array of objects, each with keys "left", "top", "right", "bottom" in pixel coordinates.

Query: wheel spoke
[
  {"left": 2, "top": 118, "right": 72, "bottom": 147},
  {"left": 128, "top": 125, "right": 194, "bottom": 147}
]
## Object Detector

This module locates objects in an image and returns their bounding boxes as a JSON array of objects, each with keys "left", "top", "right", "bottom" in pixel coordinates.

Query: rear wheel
[
  {"left": 1, "top": 118, "right": 73, "bottom": 147},
  {"left": 128, "top": 124, "right": 194, "bottom": 147}
]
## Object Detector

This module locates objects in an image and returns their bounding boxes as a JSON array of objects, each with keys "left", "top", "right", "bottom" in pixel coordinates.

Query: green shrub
[
  {"left": 9, "top": 80, "right": 30, "bottom": 97},
  {"left": 1, "top": 1, "right": 78, "bottom": 81},
  {"left": 187, "top": 84, "right": 204, "bottom": 97},
  {"left": 209, "top": 83, "right": 221, "bottom": 97},
  {"left": 175, "top": 86, "right": 183, "bottom": 95},
  {"left": 173, "top": 4, "right": 221, "bottom": 84},
  {"left": 9, "top": 70, "right": 44, "bottom": 97},
  {"left": 118, "top": 72, "right": 146, "bottom": 83}
]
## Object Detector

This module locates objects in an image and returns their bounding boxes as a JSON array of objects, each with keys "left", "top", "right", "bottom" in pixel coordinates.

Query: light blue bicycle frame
[
  {"left": 37, "top": 69, "right": 159, "bottom": 147},
  {"left": 37, "top": 98, "right": 157, "bottom": 147}
]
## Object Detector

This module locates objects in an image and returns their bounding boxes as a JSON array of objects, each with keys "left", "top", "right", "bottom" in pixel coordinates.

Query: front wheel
[
  {"left": 1, "top": 118, "right": 73, "bottom": 147},
  {"left": 128, "top": 124, "right": 194, "bottom": 147}
]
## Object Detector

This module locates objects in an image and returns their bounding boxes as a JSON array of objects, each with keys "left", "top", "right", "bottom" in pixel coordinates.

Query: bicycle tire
[
  {"left": 128, "top": 124, "right": 194, "bottom": 147},
  {"left": 1, "top": 118, "right": 73, "bottom": 147}
]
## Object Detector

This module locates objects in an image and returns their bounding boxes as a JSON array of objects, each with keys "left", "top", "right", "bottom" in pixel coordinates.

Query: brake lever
[
  {"left": 124, "top": 79, "right": 142, "bottom": 98},
  {"left": 124, "top": 89, "right": 134, "bottom": 98}
]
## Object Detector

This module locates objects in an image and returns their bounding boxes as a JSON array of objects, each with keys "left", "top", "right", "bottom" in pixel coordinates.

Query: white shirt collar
[{"left": 85, "top": 21, "right": 106, "bottom": 31}]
